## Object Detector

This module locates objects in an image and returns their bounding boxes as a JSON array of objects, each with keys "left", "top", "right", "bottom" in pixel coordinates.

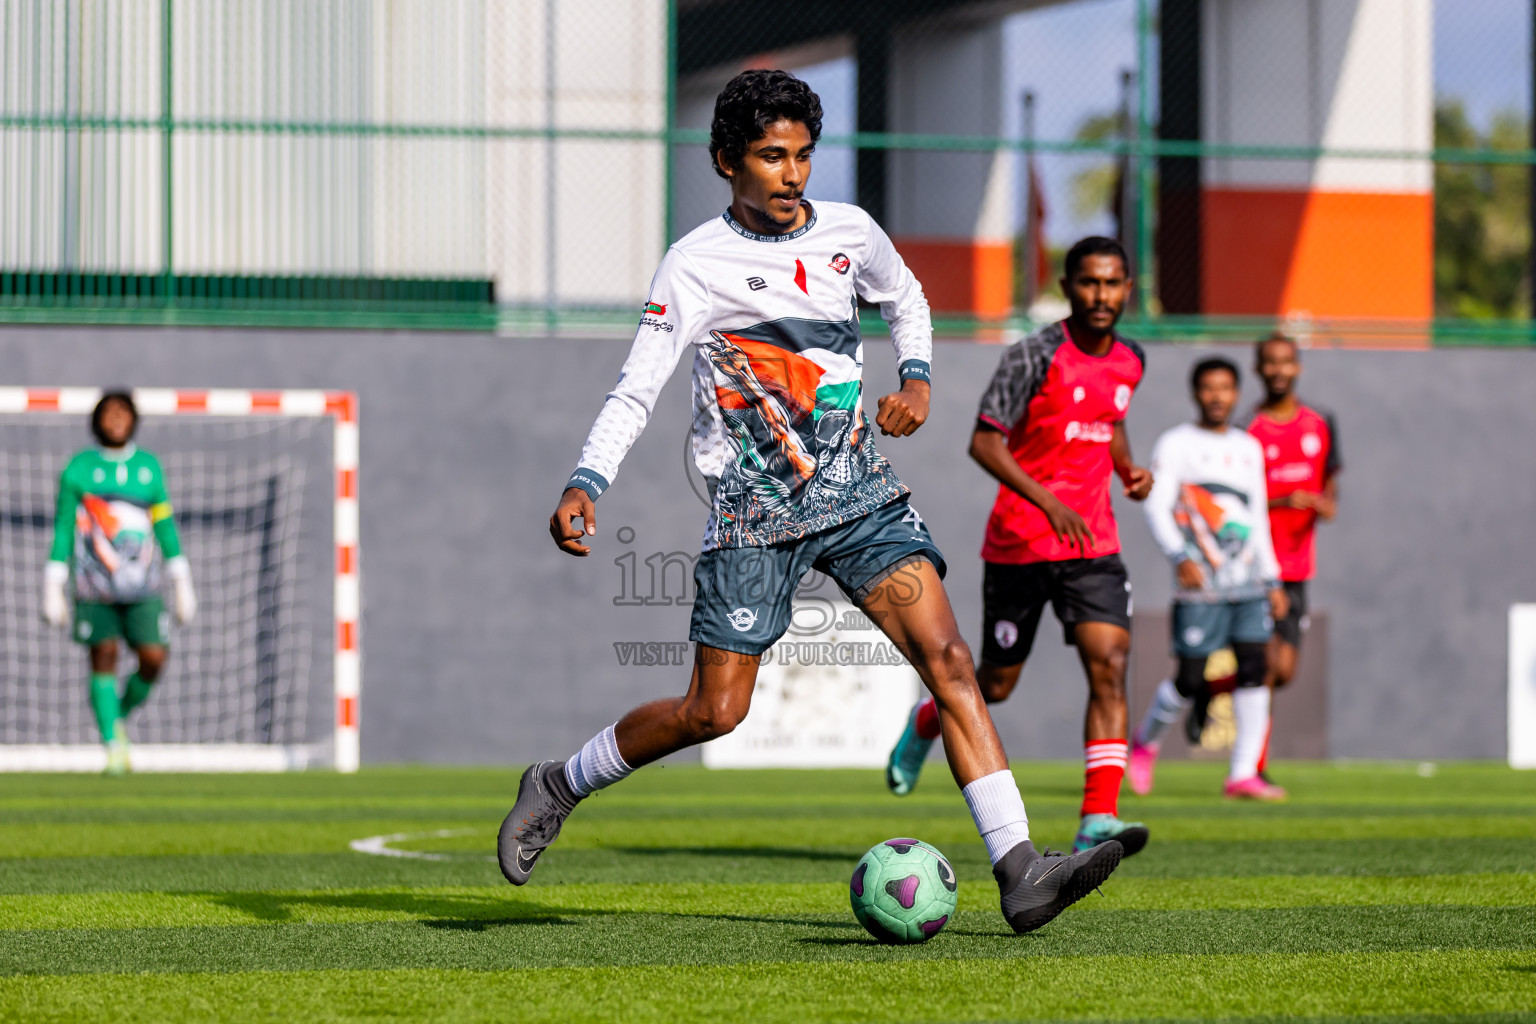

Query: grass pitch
[{"left": 1, "top": 760, "right": 1533, "bottom": 1023}]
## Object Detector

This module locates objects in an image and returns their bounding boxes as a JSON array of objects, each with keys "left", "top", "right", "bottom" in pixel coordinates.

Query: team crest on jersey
[
  {"left": 1301, "top": 432, "right": 1322, "bottom": 457},
  {"left": 828, "top": 253, "right": 851, "bottom": 275},
  {"left": 1114, "top": 384, "right": 1132, "bottom": 411}
]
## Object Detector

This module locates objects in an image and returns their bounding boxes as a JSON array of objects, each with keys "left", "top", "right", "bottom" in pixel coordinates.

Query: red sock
[
  {"left": 1082, "top": 739, "right": 1128, "bottom": 817},
  {"left": 914, "top": 698, "right": 941, "bottom": 740},
  {"left": 1256, "top": 720, "right": 1273, "bottom": 774}
]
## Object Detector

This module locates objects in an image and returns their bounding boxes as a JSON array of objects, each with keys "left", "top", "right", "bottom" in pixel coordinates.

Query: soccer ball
[{"left": 849, "top": 837, "right": 958, "bottom": 944}]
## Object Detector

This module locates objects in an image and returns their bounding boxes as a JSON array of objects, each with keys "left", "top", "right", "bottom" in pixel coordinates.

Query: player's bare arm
[
  {"left": 876, "top": 379, "right": 930, "bottom": 436},
  {"left": 969, "top": 426, "right": 1096, "bottom": 551},
  {"left": 1269, "top": 585, "right": 1290, "bottom": 622},
  {"left": 550, "top": 487, "right": 597, "bottom": 556},
  {"left": 1313, "top": 475, "right": 1339, "bottom": 520},
  {"left": 1110, "top": 421, "right": 1152, "bottom": 500}
]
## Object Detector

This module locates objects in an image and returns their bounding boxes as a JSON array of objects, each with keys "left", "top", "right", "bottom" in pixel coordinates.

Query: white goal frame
[{"left": 0, "top": 386, "right": 361, "bottom": 773}]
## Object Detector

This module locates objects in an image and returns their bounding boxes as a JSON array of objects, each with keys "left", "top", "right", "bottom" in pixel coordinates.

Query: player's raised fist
[
  {"left": 876, "top": 380, "right": 930, "bottom": 437},
  {"left": 550, "top": 487, "right": 597, "bottom": 556},
  {"left": 1120, "top": 465, "right": 1153, "bottom": 501}
]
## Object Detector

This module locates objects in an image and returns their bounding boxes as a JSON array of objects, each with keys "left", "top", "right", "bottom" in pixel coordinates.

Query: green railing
[{"left": 1, "top": 0, "right": 1531, "bottom": 344}]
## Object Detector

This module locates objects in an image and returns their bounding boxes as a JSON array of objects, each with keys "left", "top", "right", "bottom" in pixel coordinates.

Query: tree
[{"left": 1434, "top": 101, "right": 1530, "bottom": 319}]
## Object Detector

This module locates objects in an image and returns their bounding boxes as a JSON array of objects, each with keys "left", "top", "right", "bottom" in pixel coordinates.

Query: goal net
[{"left": 0, "top": 388, "right": 360, "bottom": 772}]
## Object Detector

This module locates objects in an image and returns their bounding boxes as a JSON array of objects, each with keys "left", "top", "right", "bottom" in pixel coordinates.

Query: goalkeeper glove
[
  {"left": 166, "top": 556, "right": 197, "bottom": 624},
  {"left": 41, "top": 561, "right": 69, "bottom": 627}
]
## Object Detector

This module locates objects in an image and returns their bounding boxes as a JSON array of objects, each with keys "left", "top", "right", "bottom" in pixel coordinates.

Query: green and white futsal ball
[{"left": 849, "top": 837, "right": 958, "bottom": 943}]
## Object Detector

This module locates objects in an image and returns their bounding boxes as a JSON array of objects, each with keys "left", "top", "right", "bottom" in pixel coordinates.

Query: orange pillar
[{"left": 1200, "top": 0, "right": 1432, "bottom": 321}]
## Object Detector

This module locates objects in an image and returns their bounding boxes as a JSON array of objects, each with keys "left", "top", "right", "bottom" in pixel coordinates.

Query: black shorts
[
  {"left": 980, "top": 554, "right": 1133, "bottom": 667},
  {"left": 1274, "top": 580, "right": 1309, "bottom": 647}
]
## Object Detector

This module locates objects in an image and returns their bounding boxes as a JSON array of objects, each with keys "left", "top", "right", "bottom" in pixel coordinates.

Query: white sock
[
  {"left": 1135, "top": 678, "right": 1191, "bottom": 748},
  {"left": 961, "top": 769, "right": 1031, "bottom": 865},
  {"left": 1230, "top": 687, "right": 1271, "bottom": 781},
  {"left": 564, "top": 723, "right": 633, "bottom": 796}
]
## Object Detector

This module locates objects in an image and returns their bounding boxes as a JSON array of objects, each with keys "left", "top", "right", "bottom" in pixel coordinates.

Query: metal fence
[{"left": 1, "top": 0, "right": 1531, "bottom": 344}]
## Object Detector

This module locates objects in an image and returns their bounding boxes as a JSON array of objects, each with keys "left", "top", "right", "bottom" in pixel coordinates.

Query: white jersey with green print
[
  {"left": 567, "top": 200, "right": 933, "bottom": 551},
  {"left": 50, "top": 445, "right": 184, "bottom": 604}
]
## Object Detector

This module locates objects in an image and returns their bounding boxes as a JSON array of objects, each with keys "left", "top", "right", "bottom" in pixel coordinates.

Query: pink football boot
[
  {"left": 1128, "top": 739, "right": 1159, "bottom": 796},
  {"left": 1223, "top": 775, "right": 1288, "bottom": 802}
]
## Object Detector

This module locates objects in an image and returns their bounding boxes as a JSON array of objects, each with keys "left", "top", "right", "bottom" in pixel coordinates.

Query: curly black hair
[
  {"left": 90, "top": 390, "right": 138, "bottom": 446},
  {"left": 709, "top": 69, "right": 823, "bottom": 180}
]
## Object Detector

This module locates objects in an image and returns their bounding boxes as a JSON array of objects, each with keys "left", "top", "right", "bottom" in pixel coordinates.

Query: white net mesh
[{"left": 0, "top": 415, "right": 325, "bottom": 747}]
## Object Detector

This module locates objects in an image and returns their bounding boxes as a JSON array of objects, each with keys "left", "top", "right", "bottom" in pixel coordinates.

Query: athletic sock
[
  {"left": 563, "top": 723, "right": 634, "bottom": 796},
  {"left": 89, "top": 673, "right": 121, "bottom": 742},
  {"left": 1133, "top": 678, "right": 1190, "bottom": 748},
  {"left": 119, "top": 673, "right": 154, "bottom": 717},
  {"left": 913, "top": 697, "right": 941, "bottom": 740},
  {"left": 1081, "top": 739, "right": 1128, "bottom": 817},
  {"left": 1256, "top": 719, "right": 1273, "bottom": 775},
  {"left": 961, "top": 769, "right": 1031, "bottom": 865},
  {"left": 1230, "top": 687, "right": 1271, "bottom": 781}
]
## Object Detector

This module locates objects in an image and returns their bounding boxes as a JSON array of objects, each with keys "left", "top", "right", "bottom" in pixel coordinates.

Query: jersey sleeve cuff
[
  {"left": 44, "top": 561, "right": 69, "bottom": 584},
  {"left": 898, "top": 359, "right": 931, "bottom": 384},
  {"left": 566, "top": 469, "right": 610, "bottom": 502},
  {"left": 976, "top": 413, "right": 1010, "bottom": 433}
]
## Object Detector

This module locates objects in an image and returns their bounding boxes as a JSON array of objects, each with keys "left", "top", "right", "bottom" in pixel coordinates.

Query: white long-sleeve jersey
[
  {"left": 1144, "top": 422, "right": 1281, "bottom": 603},
  {"left": 567, "top": 201, "right": 933, "bottom": 550}
]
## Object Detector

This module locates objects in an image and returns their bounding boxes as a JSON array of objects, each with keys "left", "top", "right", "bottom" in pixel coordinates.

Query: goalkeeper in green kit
[{"left": 41, "top": 392, "right": 197, "bottom": 774}]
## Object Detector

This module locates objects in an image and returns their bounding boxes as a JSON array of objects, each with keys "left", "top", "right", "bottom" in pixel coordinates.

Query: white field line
[{"left": 348, "top": 828, "right": 494, "bottom": 862}]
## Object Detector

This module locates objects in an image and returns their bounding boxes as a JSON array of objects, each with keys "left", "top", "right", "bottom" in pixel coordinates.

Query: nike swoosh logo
[
  {"left": 516, "top": 848, "right": 541, "bottom": 873},
  {"left": 1031, "top": 860, "right": 1065, "bottom": 885}
]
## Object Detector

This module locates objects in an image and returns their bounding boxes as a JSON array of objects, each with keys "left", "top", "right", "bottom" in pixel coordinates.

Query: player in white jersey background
[
  {"left": 497, "top": 69, "right": 1125, "bottom": 936},
  {"left": 1130, "top": 356, "right": 1290, "bottom": 802}
]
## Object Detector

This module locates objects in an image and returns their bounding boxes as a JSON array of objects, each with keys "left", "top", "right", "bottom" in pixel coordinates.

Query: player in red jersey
[
  {"left": 886, "top": 236, "right": 1155, "bottom": 856},
  {"left": 1244, "top": 334, "right": 1339, "bottom": 778}
]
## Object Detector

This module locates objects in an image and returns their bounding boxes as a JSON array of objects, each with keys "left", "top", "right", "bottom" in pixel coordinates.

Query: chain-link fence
[{"left": 2, "top": 0, "right": 1531, "bottom": 343}]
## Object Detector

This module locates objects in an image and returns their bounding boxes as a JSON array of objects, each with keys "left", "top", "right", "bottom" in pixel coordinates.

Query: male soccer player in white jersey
[
  {"left": 497, "top": 69, "right": 1123, "bottom": 934},
  {"left": 1130, "top": 357, "right": 1289, "bottom": 801},
  {"left": 883, "top": 237, "right": 1155, "bottom": 858}
]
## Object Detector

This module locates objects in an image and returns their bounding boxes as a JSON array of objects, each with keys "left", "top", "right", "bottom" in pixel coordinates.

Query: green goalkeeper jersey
[{"left": 50, "top": 445, "right": 183, "bottom": 604}]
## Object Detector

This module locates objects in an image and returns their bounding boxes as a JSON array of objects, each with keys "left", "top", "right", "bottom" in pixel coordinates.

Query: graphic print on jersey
[
  {"left": 1175, "top": 483, "right": 1256, "bottom": 580},
  {"left": 53, "top": 448, "right": 180, "bottom": 604},
  {"left": 705, "top": 326, "right": 904, "bottom": 547},
  {"left": 76, "top": 494, "right": 157, "bottom": 599},
  {"left": 1144, "top": 423, "right": 1279, "bottom": 603},
  {"left": 569, "top": 201, "right": 932, "bottom": 551}
]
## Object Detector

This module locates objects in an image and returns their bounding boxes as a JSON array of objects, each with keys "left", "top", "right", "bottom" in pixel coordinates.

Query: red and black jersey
[
  {"left": 975, "top": 321, "right": 1145, "bottom": 564},
  {"left": 1243, "top": 403, "right": 1340, "bottom": 582}
]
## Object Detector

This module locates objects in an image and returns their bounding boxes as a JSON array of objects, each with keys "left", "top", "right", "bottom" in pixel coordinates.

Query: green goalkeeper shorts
[{"left": 73, "top": 598, "right": 169, "bottom": 648}]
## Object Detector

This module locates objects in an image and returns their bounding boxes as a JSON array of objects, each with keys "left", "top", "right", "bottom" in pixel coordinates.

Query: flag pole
[{"left": 1020, "top": 91, "right": 1037, "bottom": 312}]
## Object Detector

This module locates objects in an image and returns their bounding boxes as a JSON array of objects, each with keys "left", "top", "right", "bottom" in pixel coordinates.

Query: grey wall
[{"left": 2, "top": 325, "right": 1531, "bottom": 762}]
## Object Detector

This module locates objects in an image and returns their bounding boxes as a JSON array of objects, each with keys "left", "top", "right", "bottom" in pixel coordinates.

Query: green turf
[{"left": 0, "top": 761, "right": 1532, "bottom": 1022}]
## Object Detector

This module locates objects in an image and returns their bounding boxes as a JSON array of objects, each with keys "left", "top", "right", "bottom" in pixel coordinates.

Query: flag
[{"left": 1024, "top": 154, "right": 1050, "bottom": 305}]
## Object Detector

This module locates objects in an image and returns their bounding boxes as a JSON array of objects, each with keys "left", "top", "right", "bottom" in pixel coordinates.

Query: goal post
[{"left": 0, "top": 386, "right": 360, "bottom": 772}]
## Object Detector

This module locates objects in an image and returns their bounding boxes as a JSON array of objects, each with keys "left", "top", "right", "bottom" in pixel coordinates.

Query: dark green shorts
[
  {"left": 73, "top": 599, "right": 169, "bottom": 648},
  {"left": 689, "top": 497, "right": 946, "bottom": 656}
]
